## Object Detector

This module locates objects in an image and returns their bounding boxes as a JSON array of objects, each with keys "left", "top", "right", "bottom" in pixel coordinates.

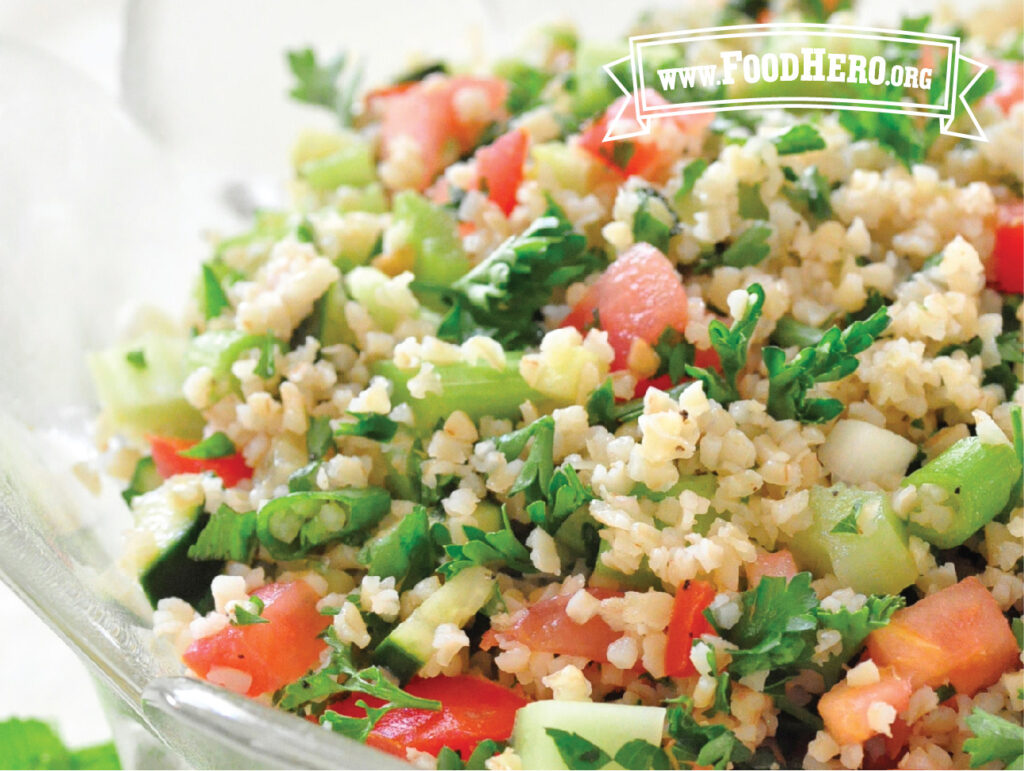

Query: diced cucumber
[
  {"left": 210, "top": 210, "right": 289, "bottom": 261},
  {"left": 374, "top": 566, "right": 495, "bottom": 682},
  {"left": 819, "top": 419, "right": 918, "bottom": 486},
  {"left": 88, "top": 334, "right": 204, "bottom": 439},
  {"left": 531, "top": 142, "right": 604, "bottom": 195},
  {"left": 335, "top": 183, "right": 387, "bottom": 214},
  {"left": 293, "top": 130, "right": 376, "bottom": 190},
  {"left": 903, "top": 436, "right": 1022, "bottom": 549},
  {"left": 297, "top": 279, "right": 356, "bottom": 347},
  {"left": 372, "top": 358, "right": 549, "bottom": 432},
  {"left": 512, "top": 700, "right": 666, "bottom": 771},
  {"left": 345, "top": 266, "right": 404, "bottom": 332},
  {"left": 390, "top": 191, "right": 471, "bottom": 297},
  {"left": 131, "top": 488, "right": 220, "bottom": 608},
  {"left": 787, "top": 484, "right": 917, "bottom": 595},
  {"left": 572, "top": 44, "right": 624, "bottom": 119},
  {"left": 122, "top": 456, "right": 163, "bottom": 505},
  {"left": 185, "top": 330, "right": 284, "bottom": 398}
]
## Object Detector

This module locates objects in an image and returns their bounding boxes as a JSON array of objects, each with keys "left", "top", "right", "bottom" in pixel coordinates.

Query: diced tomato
[
  {"left": 324, "top": 676, "right": 528, "bottom": 759},
  {"left": 865, "top": 576, "right": 1019, "bottom": 696},
  {"left": 183, "top": 581, "right": 330, "bottom": 697},
  {"left": 989, "top": 200, "right": 1023, "bottom": 294},
  {"left": 984, "top": 59, "right": 1024, "bottom": 115},
  {"left": 481, "top": 588, "right": 622, "bottom": 662},
  {"left": 664, "top": 580, "right": 716, "bottom": 678},
  {"left": 744, "top": 549, "right": 799, "bottom": 589},
  {"left": 562, "top": 243, "right": 689, "bottom": 371},
  {"left": 475, "top": 129, "right": 528, "bottom": 216},
  {"left": 577, "top": 90, "right": 712, "bottom": 181},
  {"left": 819, "top": 667, "right": 913, "bottom": 746},
  {"left": 148, "top": 435, "right": 252, "bottom": 488},
  {"left": 377, "top": 76, "right": 508, "bottom": 190}
]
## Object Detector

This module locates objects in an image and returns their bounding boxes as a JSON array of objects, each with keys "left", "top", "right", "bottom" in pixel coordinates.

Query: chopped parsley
[
  {"left": 675, "top": 158, "right": 709, "bottom": 204},
  {"left": 773, "top": 124, "right": 826, "bottom": 155},
  {"left": 436, "top": 740, "right": 505, "bottom": 770},
  {"left": 782, "top": 165, "right": 834, "bottom": 222},
  {"left": 763, "top": 305, "right": 890, "bottom": 423},
  {"left": 200, "top": 262, "right": 230, "bottom": 320},
  {"left": 178, "top": 431, "right": 236, "bottom": 459},
  {"left": 632, "top": 188, "right": 678, "bottom": 253},
  {"left": 125, "top": 349, "right": 147, "bottom": 369},
  {"left": 737, "top": 182, "right": 769, "bottom": 220},
  {"left": 187, "top": 505, "right": 258, "bottom": 563},
  {"left": 963, "top": 708, "right": 1024, "bottom": 770},
  {"left": 829, "top": 510, "right": 861, "bottom": 535},
  {"left": 665, "top": 696, "right": 751, "bottom": 770},
  {"left": 334, "top": 412, "right": 399, "bottom": 443},
  {"left": 231, "top": 595, "right": 269, "bottom": 626},
  {"left": 652, "top": 327, "right": 696, "bottom": 384},
  {"left": 285, "top": 48, "right": 362, "bottom": 127},
  {"left": 437, "top": 506, "right": 536, "bottom": 579},
  {"left": 544, "top": 730, "right": 670, "bottom": 771},
  {"left": 685, "top": 283, "right": 765, "bottom": 406},
  {"left": 306, "top": 415, "right": 335, "bottom": 460},
  {"left": 494, "top": 415, "right": 556, "bottom": 501},
  {"left": 254, "top": 334, "right": 278, "bottom": 378}
]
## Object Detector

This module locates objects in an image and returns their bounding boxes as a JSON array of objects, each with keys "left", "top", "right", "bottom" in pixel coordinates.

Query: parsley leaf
[
  {"left": 437, "top": 740, "right": 505, "bottom": 770},
  {"left": 614, "top": 739, "right": 671, "bottom": 770},
  {"left": 782, "top": 165, "right": 833, "bottom": 222},
  {"left": 334, "top": 411, "right": 399, "bottom": 442},
  {"left": 963, "top": 708, "right": 1024, "bottom": 769},
  {"left": 285, "top": 48, "right": 362, "bottom": 127},
  {"left": 544, "top": 729, "right": 612, "bottom": 770},
  {"left": 0, "top": 718, "right": 121, "bottom": 770},
  {"left": 279, "top": 627, "right": 440, "bottom": 714},
  {"left": 737, "top": 182, "right": 769, "bottom": 220},
  {"left": 665, "top": 697, "right": 752, "bottom": 770},
  {"left": 201, "top": 263, "right": 230, "bottom": 320},
  {"left": 773, "top": 124, "right": 826, "bottom": 155},
  {"left": 771, "top": 316, "right": 826, "bottom": 349},
  {"left": 830, "top": 511, "right": 860, "bottom": 535},
  {"left": 652, "top": 327, "right": 696, "bottom": 384},
  {"left": 525, "top": 463, "right": 594, "bottom": 534},
  {"left": 254, "top": 334, "right": 278, "bottom": 379},
  {"left": 125, "top": 349, "right": 147, "bottom": 369},
  {"left": 438, "top": 200, "right": 601, "bottom": 346},
  {"left": 586, "top": 379, "right": 617, "bottom": 430},
  {"left": 675, "top": 158, "right": 708, "bottom": 203},
  {"left": 764, "top": 305, "right": 889, "bottom": 422},
  {"left": 685, "top": 283, "right": 765, "bottom": 406},
  {"left": 632, "top": 188, "right": 677, "bottom": 253},
  {"left": 438, "top": 506, "right": 536, "bottom": 579},
  {"left": 231, "top": 595, "right": 269, "bottom": 626},
  {"left": 715, "top": 573, "right": 819, "bottom": 679},
  {"left": 178, "top": 431, "right": 236, "bottom": 459},
  {"left": 494, "top": 415, "right": 555, "bottom": 500},
  {"left": 360, "top": 505, "right": 440, "bottom": 590},
  {"left": 187, "top": 505, "right": 258, "bottom": 563},
  {"left": 816, "top": 594, "right": 905, "bottom": 687},
  {"left": 721, "top": 224, "right": 772, "bottom": 268}
]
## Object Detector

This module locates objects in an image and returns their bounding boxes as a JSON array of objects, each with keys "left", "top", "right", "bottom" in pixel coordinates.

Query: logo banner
[{"left": 602, "top": 23, "right": 989, "bottom": 143}]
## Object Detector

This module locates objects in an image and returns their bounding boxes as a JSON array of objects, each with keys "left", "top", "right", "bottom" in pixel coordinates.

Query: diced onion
[{"left": 820, "top": 419, "right": 918, "bottom": 486}]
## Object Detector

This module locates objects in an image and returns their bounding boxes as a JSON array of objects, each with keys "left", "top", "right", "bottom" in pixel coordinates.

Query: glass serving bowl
[{"left": 0, "top": 0, "right": 917, "bottom": 766}]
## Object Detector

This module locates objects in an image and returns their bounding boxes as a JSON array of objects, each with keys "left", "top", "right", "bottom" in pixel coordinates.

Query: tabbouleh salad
[{"left": 88, "top": 1, "right": 1024, "bottom": 768}]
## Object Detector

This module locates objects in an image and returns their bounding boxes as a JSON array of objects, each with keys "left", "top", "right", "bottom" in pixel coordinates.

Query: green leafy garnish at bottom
[
  {"left": 0, "top": 718, "right": 120, "bottom": 770},
  {"left": 963, "top": 708, "right": 1024, "bottom": 770}
]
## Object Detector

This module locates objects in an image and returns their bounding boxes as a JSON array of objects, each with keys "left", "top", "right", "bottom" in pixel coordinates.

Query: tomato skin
[
  {"left": 377, "top": 76, "right": 507, "bottom": 191},
  {"left": 984, "top": 59, "right": 1024, "bottom": 115},
  {"left": 148, "top": 435, "right": 252, "bottom": 488},
  {"left": 577, "top": 91, "right": 712, "bottom": 181},
  {"left": 865, "top": 576, "right": 1018, "bottom": 696},
  {"left": 482, "top": 588, "right": 622, "bottom": 662},
  {"left": 562, "top": 243, "right": 689, "bottom": 371},
  {"left": 183, "top": 581, "right": 330, "bottom": 697},
  {"left": 324, "top": 676, "right": 528, "bottom": 759},
  {"left": 475, "top": 129, "right": 528, "bottom": 216},
  {"left": 990, "top": 200, "right": 1023, "bottom": 294},
  {"left": 664, "top": 580, "right": 716, "bottom": 678}
]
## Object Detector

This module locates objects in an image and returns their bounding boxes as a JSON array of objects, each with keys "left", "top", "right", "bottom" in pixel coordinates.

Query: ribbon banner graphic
[{"left": 603, "top": 23, "right": 989, "bottom": 143}]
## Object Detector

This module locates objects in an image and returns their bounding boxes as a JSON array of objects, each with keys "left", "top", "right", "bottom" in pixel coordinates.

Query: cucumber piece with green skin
[
  {"left": 345, "top": 266, "right": 404, "bottom": 332},
  {"left": 372, "top": 358, "right": 552, "bottom": 432},
  {"left": 122, "top": 456, "right": 162, "bottom": 505},
  {"left": 131, "top": 489, "right": 220, "bottom": 608},
  {"left": 88, "top": 334, "right": 204, "bottom": 439},
  {"left": 186, "top": 330, "right": 287, "bottom": 398},
  {"left": 531, "top": 142, "right": 604, "bottom": 195},
  {"left": 512, "top": 700, "right": 667, "bottom": 770},
  {"left": 591, "top": 539, "right": 662, "bottom": 591},
  {"left": 390, "top": 191, "right": 471, "bottom": 298},
  {"left": 374, "top": 566, "right": 495, "bottom": 682},
  {"left": 299, "top": 279, "right": 357, "bottom": 347},
  {"left": 787, "top": 484, "right": 917, "bottom": 596},
  {"left": 256, "top": 487, "right": 391, "bottom": 560},
  {"left": 294, "top": 130, "right": 376, "bottom": 190},
  {"left": 335, "top": 183, "right": 387, "bottom": 214},
  {"left": 903, "top": 436, "right": 1022, "bottom": 549}
]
